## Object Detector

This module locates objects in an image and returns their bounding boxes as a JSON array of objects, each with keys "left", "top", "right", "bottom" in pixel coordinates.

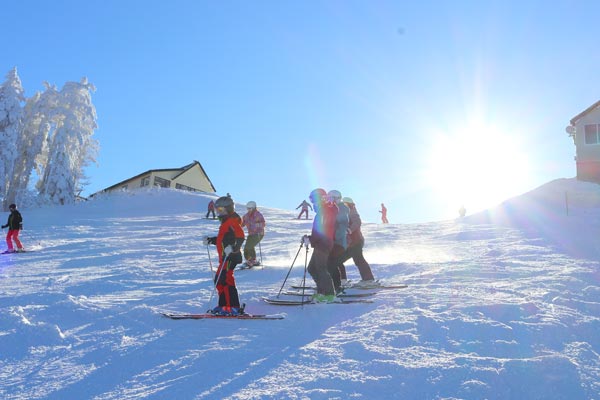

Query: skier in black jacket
[{"left": 2, "top": 204, "right": 24, "bottom": 253}]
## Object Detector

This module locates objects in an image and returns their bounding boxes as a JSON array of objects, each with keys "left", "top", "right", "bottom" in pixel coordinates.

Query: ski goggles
[{"left": 216, "top": 206, "right": 227, "bottom": 215}]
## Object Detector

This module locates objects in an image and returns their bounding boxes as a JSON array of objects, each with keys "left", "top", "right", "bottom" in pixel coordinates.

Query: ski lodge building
[
  {"left": 566, "top": 100, "right": 600, "bottom": 183},
  {"left": 95, "top": 160, "right": 216, "bottom": 195}
]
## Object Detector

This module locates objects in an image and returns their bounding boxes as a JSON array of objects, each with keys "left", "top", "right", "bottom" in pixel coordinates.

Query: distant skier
[
  {"left": 295, "top": 200, "right": 313, "bottom": 219},
  {"left": 379, "top": 203, "right": 389, "bottom": 224},
  {"left": 204, "top": 196, "right": 245, "bottom": 316},
  {"left": 304, "top": 188, "right": 338, "bottom": 302},
  {"left": 241, "top": 201, "right": 265, "bottom": 267},
  {"left": 1, "top": 204, "right": 24, "bottom": 253},
  {"left": 337, "top": 197, "right": 376, "bottom": 286},
  {"left": 206, "top": 200, "right": 216, "bottom": 219}
]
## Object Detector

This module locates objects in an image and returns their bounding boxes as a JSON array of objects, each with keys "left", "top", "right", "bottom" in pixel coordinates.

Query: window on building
[
  {"left": 175, "top": 183, "right": 198, "bottom": 192},
  {"left": 141, "top": 176, "right": 150, "bottom": 187},
  {"left": 584, "top": 124, "right": 600, "bottom": 144},
  {"left": 154, "top": 176, "right": 171, "bottom": 188}
]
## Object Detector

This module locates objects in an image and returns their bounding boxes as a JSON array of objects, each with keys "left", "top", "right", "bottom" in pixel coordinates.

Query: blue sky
[{"left": 3, "top": 1, "right": 599, "bottom": 223}]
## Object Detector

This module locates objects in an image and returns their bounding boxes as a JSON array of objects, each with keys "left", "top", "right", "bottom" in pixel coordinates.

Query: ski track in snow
[{"left": 1, "top": 183, "right": 600, "bottom": 399}]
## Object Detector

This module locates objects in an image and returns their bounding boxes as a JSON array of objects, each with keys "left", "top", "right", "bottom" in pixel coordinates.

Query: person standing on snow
[
  {"left": 379, "top": 203, "right": 389, "bottom": 224},
  {"left": 304, "top": 188, "right": 338, "bottom": 302},
  {"left": 295, "top": 200, "right": 313, "bottom": 219},
  {"left": 241, "top": 201, "right": 265, "bottom": 267},
  {"left": 325, "top": 190, "right": 350, "bottom": 293},
  {"left": 336, "top": 197, "right": 376, "bottom": 286},
  {"left": 204, "top": 196, "right": 245, "bottom": 315},
  {"left": 2, "top": 204, "right": 24, "bottom": 254},
  {"left": 206, "top": 199, "right": 216, "bottom": 219}
]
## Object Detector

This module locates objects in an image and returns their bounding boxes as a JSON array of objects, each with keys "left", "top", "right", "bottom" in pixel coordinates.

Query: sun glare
[{"left": 425, "top": 122, "right": 531, "bottom": 217}]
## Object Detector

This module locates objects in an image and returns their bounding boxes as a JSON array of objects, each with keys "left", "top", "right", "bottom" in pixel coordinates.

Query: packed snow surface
[{"left": 1, "top": 178, "right": 600, "bottom": 399}]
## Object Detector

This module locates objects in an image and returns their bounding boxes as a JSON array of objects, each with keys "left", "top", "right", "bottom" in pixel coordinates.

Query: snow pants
[
  {"left": 297, "top": 209, "right": 309, "bottom": 219},
  {"left": 327, "top": 244, "right": 345, "bottom": 292},
  {"left": 215, "top": 252, "right": 242, "bottom": 308},
  {"left": 243, "top": 233, "right": 263, "bottom": 262},
  {"left": 336, "top": 239, "right": 374, "bottom": 281},
  {"left": 307, "top": 246, "right": 335, "bottom": 296},
  {"left": 6, "top": 229, "right": 23, "bottom": 251}
]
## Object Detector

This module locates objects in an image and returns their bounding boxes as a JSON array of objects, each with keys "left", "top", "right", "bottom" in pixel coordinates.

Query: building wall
[
  {"left": 172, "top": 164, "right": 214, "bottom": 192},
  {"left": 106, "top": 167, "right": 214, "bottom": 193},
  {"left": 574, "top": 107, "right": 600, "bottom": 183},
  {"left": 576, "top": 160, "right": 600, "bottom": 182}
]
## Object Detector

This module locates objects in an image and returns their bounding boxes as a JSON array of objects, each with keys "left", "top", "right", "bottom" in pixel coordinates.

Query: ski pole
[
  {"left": 275, "top": 237, "right": 305, "bottom": 298},
  {"left": 299, "top": 239, "right": 311, "bottom": 305},
  {"left": 258, "top": 241, "right": 264, "bottom": 269},
  {"left": 206, "top": 243, "right": 214, "bottom": 273},
  {"left": 207, "top": 252, "right": 230, "bottom": 307}
]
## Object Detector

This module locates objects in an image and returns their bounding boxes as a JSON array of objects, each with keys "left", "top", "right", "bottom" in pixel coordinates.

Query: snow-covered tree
[
  {"left": 6, "top": 86, "right": 59, "bottom": 207},
  {"left": 36, "top": 78, "right": 98, "bottom": 205},
  {"left": 1, "top": 70, "right": 98, "bottom": 208},
  {"left": 0, "top": 68, "right": 25, "bottom": 209}
]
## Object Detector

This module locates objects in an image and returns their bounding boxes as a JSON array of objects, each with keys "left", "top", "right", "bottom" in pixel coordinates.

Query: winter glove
[
  {"left": 1, "top": 224, "right": 6, "bottom": 229},
  {"left": 205, "top": 236, "right": 217, "bottom": 245},
  {"left": 223, "top": 245, "right": 233, "bottom": 257},
  {"left": 233, "top": 237, "right": 244, "bottom": 254},
  {"left": 302, "top": 235, "right": 311, "bottom": 246}
]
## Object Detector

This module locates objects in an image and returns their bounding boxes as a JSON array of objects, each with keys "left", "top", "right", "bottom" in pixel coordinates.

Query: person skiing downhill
[
  {"left": 204, "top": 196, "right": 245, "bottom": 315},
  {"left": 241, "top": 201, "right": 265, "bottom": 267},
  {"left": 380, "top": 203, "right": 389, "bottom": 224},
  {"left": 304, "top": 188, "right": 338, "bottom": 302},
  {"left": 2, "top": 204, "right": 24, "bottom": 253},
  {"left": 295, "top": 200, "right": 313, "bottom": 219},
  {"left": 206, "top": 199, "right": 216, "bottom": 219}
]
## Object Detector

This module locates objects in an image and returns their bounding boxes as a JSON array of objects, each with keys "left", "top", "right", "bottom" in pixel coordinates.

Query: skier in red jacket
[
  {"left": 205, "top": 196, "right": 245, "bottom": 315},
  {"left": 206, "top": 200, "right": 216, "bottom": 219},
  {"left": 337, "top": 197, "right": 375, "bottom": 285},
  {"left": 379, "top": 203, "right": 389, "bottom": 224}
]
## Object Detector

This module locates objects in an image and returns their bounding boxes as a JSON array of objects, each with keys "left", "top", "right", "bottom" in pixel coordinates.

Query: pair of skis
[
  {"left": 162, "top": 312, "right": 284, "bottom": 320},
  {"left": 264, "top": 282, "right": 408, "bottom": 305},
  {"left": 262, "top": 297, "right": 373, "bottom": 305}
]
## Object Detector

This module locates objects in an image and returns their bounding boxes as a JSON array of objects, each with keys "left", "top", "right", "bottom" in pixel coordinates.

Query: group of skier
[
  {"left": 203, "top": 188, "right": 377, "bottom": 315},
  {"left": 304, "top": 188, "right": 376, "bottom": 302},
  {"left": 2, "top": 192, "right": 378, "bottom": 314}
]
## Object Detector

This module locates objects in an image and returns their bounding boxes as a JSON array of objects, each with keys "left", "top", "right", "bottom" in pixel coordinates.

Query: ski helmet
[
  {"left": 246, "top": 201, "right": 257, "bottom": 209},
  {"left": 327, "top": 190, "right": 342, "bottom": 203},
  {"left": 215, "top": 196, "right": 234, "bottom": 215},
  {"left": 342, "top": 197, "right": 354, "bottom": 205},
  {"left": 309, "top": 188, "right": 326, "bottom": 204}
]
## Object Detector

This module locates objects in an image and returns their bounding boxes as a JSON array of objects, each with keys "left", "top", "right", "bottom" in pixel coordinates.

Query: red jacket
[
  {"left": 216, "top": 213, "right": 245, "bottom": 263},
  {"left": 309, "top": 202, "right": 338, "bottom": 251}
]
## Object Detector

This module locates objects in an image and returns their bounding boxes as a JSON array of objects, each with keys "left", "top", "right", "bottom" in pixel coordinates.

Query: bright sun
[{"left": 425, "top": 121, "right": 531, "bottom": 217}]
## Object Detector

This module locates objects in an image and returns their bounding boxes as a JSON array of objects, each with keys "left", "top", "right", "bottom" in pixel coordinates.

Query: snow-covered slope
[{"left": 1, "top": 181, "right": 600, "bottom": 399}]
